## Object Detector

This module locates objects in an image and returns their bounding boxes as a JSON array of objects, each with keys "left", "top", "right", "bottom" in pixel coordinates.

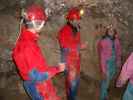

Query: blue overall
[
  {"left": 123, "top": 83, "right": 133, "bottom": 100},
  {"left": 66, "top": 77, "right": 80, "bottom": 100},
  {"left": 60, "top": 48, "right": 80, "bottom": 100},
  {"left": 100, "top": 38, "right": 116, "bottom": 100},
  {"left": 23, "top": 69, "right": 48, "bottom": 100},
  {"left": 23, "top": 81, "right": 43, "bottom": 100}
]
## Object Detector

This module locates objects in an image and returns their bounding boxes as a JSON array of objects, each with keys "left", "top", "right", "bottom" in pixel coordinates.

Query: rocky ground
[{"left": 0, "top": 71, "right": 126, "bottom": 100}]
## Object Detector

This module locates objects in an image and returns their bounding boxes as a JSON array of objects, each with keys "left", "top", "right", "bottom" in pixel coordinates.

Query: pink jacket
[
  {"left": 118, "top": 53, "right": 133, "bottom": 85},
  {"left": 97, "top": 37, "right": 122, "bottom": 74}
]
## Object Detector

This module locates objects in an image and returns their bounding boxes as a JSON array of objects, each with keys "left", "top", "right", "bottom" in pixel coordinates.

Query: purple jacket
[
  {"left": 97, "top": 37, "right": 122, "bottom": 74},
  {"left": 117, "top": 53, "right": 133, "bottom": 85}
]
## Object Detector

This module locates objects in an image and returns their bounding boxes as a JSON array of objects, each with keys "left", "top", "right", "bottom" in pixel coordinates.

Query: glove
[
  {"left": 29, "top": 69, "right": 48, "bottom": 82},
  {"left": 116, "top": 80, "right": 123, "bottom": 87},
  {"left": 116, "top": 79, "right": 126, "bottom": 88}
]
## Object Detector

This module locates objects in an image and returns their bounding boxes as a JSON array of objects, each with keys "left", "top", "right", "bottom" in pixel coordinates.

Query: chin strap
[
  {"left": 15, "top": 9, "right": 24, "bottom": 44},
  {"left": 32, "top": 20, "right": 45, "bottom": 31}
]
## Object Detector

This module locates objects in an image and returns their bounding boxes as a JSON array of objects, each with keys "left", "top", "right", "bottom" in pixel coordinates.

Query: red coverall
[
  {"left": 58, "top": 24, "right": 80, "bottom": 100},
  {"left": 12, "top": 27, "right": 61, "bottom": 100}
]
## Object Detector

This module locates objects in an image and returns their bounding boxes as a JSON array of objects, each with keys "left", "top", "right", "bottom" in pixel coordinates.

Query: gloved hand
[
  {"left": 116, "top": 80, "right": 124, "bottom": 88},
  {"left": 29, "top": 69, "right": 49, "bottom": 82},
  {"left": 116, "top": 77, "right": 126, "bottom": 88}
]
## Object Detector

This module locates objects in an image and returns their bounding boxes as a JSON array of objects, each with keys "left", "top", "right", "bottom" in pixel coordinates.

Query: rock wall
[{"left": 0, "top": 0, "right": 133, "bottom": 99}]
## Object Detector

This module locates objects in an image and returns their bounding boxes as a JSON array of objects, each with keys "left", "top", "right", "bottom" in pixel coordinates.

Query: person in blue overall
[{"left": 97, "top": 26, "right": 122, "bottom": 100}]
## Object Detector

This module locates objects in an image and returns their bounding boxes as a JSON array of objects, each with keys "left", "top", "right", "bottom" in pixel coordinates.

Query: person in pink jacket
[
  {"left": 116, "top": 53, "right": 133, "bottom": 100},
  {"left": 97, "top": 26, "right": 122, "bottom": 100}
]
